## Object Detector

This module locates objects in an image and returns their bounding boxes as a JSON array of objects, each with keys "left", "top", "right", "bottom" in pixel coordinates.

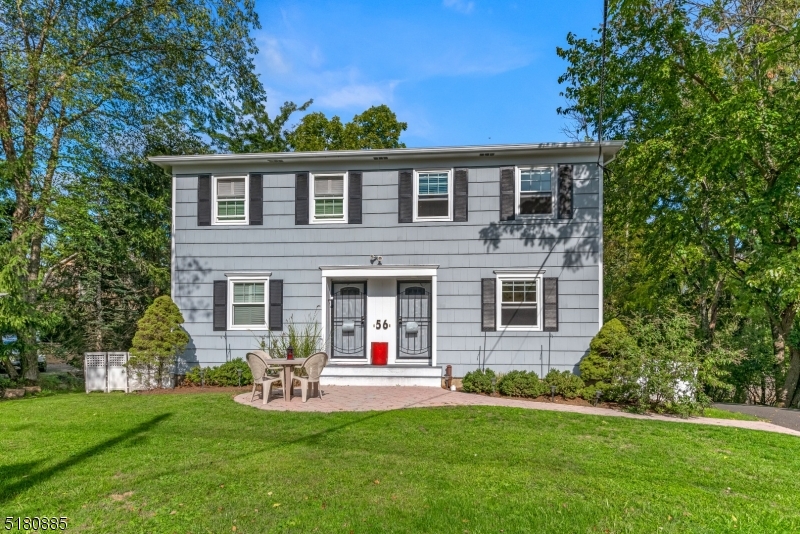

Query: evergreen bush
[
  {"left": 497, "top": 370, "right": 547, "bottom": 398},
  {"left": 128, "top": 296, "right": 189, "bottom": 388},
  {"left": 544, "top": 369, "right": 585, "bottom": 399},
  {"left": 461, "top": 368, "right": 496, "bottom": 394},
  {"left": 183, "top": 358, "right": 253, "bottom": 387}
]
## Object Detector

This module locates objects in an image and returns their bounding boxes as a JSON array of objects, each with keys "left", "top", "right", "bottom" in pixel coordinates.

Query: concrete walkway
[
  {"left": 234, "top": 386, "right": 800, "bottom": 437},
  {"left": 713, "top": 403, "right": 800, "bottom": 432}
]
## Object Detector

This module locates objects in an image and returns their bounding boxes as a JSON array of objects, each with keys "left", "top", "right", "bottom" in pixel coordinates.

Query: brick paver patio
[{"left": 234, "top": 385, "right": 800, "bottom": 437}]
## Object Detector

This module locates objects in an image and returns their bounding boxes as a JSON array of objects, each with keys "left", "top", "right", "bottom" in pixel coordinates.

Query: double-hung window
[
  {"left": 229, "top": 279, "right": 267, "bottom": 329},
  {"left": 312, "top": 173, "right": 347, "bottom": 223},
  {"left": 214, "top": 176, "right": 248, "bottom": 224},
  {"left": 517, "top": 166, "right": 553, "bottom": 216},
  {"left": 414, "top": 170, "right": 451, "bottom": 221},
  {"left": 497, "top": 275, "right": 541, "bottom": 330}
]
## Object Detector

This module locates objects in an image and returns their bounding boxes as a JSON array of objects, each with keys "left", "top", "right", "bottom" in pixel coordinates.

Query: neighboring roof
[{"left": 148, "top": 141, "right": 624, "bottom": 170}]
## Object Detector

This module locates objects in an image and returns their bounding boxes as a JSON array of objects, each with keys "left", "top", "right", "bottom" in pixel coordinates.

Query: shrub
[
  {"left": 183, "top": 358, "right": 253, "bottom": 387},
  {"left": 39, "top": 372, "right": 83, "bottom": 393},
  {"left": 497, "top": 370, "right": 547, "bottom": 398},
  {"left": 462, "top": 368, "right": 496, "bottom": 394},
  {"left": 544, "top": 369, "right": 585, "bottom": 399},
  {"left": 128, "top": 296, "right": 189, "bottom": 389},
  {"left": 580, "top": 318, "right": 637, "bottom": 383}
]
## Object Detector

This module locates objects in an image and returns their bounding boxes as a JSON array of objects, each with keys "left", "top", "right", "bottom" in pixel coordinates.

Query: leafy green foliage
[
  {"left": 128, "top": 296, "right": 189, "bottom": 388},
  {"left": 544, "top": 369, "right": 585, "bottom": 399},
  {"left": 288, "top": 105, "right": 407, "bottom": 151},
  {"left": 497, "top": 370, "right": 548, "bottom": 398},
  {"left": 461, "top": 368, "right": 496, "bottom": 394},
  {"left": 558, "top": 0, "right": 800, "bottom": 405},
  {"left": 183, "top": 359, "right": 253, "bottom": 387},
  {"left": 580, "top": 318, "right": 636, "bottom": 383}
]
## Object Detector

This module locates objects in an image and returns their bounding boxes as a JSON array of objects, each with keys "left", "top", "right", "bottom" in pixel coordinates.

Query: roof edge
[{"left": 148, "top": 141, "right": 625, "bottom": 169}]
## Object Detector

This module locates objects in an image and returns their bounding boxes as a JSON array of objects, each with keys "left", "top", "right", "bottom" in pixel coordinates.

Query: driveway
[{"left": 713, "top": 403, "right": 800, "bottom": 432}]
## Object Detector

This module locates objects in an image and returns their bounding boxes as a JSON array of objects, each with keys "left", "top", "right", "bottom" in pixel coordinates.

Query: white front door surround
[{"left": 320, "top": 265, "right": 438, "bottom": 367}]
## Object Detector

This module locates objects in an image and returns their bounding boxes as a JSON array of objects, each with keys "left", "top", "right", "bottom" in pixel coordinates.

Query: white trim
[
  {"left": 598, "top": 161, "right": 604, "bottom": 329},
  {"left": 493, "top": 269, "right": 547, "bottom": 275},
  {"left": 321, "top": 267, "right": 438, "bottom": 279},
  {"left": 212, "top": 174, "right": 249, "bottom": 225},
  {"left": 413, "top": 169, "right": 453, "bottom": 222},
  {"left": 224, "top": 271, "right": 272, "bottom": 277},
  {"left": 227, "top": 276, "right": 269, "bottom": 331},
  {"left": 496, "top": 273, "right": 543, "bottom": 332},
  {"left": 310, "top": 171, "right": 348, "bottom": 224},
  {"left": 515, "top": 165, "right": 556, "bottom": 219},
  {"left": 170, "top": 175, "right": 176, "bottom": 298},
  {"left": 319, "top": 264, "right": 439, "bottom": 271}
]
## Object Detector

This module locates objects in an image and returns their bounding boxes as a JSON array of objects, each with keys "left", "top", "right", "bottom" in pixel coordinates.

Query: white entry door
[{"left": 366, "top": 278, "right": 397, "bottom": 364}]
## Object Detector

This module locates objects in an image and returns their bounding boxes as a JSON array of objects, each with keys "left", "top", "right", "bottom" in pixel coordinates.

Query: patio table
[{"left": 266, "top": 358, "right": 307, "bottom": 402}]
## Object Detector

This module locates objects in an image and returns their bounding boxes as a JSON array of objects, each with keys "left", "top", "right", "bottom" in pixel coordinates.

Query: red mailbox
[{"left": 371, "top": 342, "right": 388, "bottom": 366}]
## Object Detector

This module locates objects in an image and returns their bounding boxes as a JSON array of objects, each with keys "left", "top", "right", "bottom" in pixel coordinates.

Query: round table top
[{"left": 265, "top": 358, "right": 307, "bottom": 366}]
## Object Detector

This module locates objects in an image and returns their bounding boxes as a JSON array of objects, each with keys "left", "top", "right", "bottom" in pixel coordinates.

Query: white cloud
[
  {"left": 317, "top": 82, "right": 398, "bottom": 109},
  {"left": 443, "top": 0, "right": 475, "bottom": 14}
]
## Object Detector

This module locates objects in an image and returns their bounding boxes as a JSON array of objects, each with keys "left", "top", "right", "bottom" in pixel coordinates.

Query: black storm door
[
  {"left": 396, "top": 281, "right": 432, "bottom": 360},
  {"left": 330, "top": 282, "right": 367, "bottom": 359}
]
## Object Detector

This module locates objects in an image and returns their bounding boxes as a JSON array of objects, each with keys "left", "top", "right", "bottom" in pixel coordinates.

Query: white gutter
[{"left": 148, "top": 141, "right": 625, "bottom": 169}]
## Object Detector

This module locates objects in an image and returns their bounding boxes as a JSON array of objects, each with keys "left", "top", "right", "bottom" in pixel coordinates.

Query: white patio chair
[
  {"left": 292, "top": 352, "right": 328, "bottom": 402},
  {"left": 245, "top": 352, "right": 282, "bottom": 405}
]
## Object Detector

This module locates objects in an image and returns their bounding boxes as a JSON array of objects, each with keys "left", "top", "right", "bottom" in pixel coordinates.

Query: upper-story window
[
  {"left": 414, "top": 170, "right": 452, "bottom": 221},
  {"left": 311, "top": 173, "right": 347, "bottom": 223},
  {"left": 517, "top": 166, "right": 554, "bottom": 217},
  {"left": 214, "top": 175, "right": 248, "bottom": 224}
]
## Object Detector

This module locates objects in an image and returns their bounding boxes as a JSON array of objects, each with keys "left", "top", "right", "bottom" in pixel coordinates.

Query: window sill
[
  {"left": 228, "top": 325, "right": 268, "bottom": 331},
  {"left": 498, "top": 325, "right": 543, "bottom": 332},
  {"left": 310, "top": 218, "right": 348, "bottom": 224},
  {"left": 213, "top": 220, "right": 249, "bottom": 226}
]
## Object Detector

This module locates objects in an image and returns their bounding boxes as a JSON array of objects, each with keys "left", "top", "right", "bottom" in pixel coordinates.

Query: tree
[
  {"left": 288, "top": 105, "right": 408, "bottom": 151},
  {"left": 0, "top": 0, "right": 264, "bottom": 382},
  {"left": 558, "top": 0, "right": 800, "bottom": 405},
  {"left": 128, "top": 295, "right": 189, "bottom": 389}
]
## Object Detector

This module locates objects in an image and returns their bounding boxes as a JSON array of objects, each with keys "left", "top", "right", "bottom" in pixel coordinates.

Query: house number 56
[{"left": 375, "top": 320, "right": 389, "bottom": 329}]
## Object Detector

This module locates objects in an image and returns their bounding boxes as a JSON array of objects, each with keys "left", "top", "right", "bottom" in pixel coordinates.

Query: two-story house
[{"left": 149, "top": 141, "right": 622, "bottom": 386}]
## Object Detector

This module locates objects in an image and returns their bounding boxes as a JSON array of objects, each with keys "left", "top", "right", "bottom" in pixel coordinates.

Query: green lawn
[
  {"left": 702, "top": 407, "right": 761, "bottom": 422},
  {"left": 1, "top": 393, "right": 798, "bottom": 533}
]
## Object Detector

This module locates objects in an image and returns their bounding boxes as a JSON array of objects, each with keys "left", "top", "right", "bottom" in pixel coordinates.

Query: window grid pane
[
  {"left": 233, "top": 283, "right": 264, "bottom": 304},
  {"left": 501, "top": 280, "right": 537, "bottom": 303},
  {"left": 315, "top": 198, "right": 344, "bottom": 218},
  {"left": 520, "top": 169, "right": 551, "bottom": 193},
  {"left": 217, "top": 178, "right": 246, "bottom": 199},
  {"left": 418, "top": 173, "right": 449, "bottom": 196},
  {"left": 218, "top": 200, "right": 245, "bottom": 219}
]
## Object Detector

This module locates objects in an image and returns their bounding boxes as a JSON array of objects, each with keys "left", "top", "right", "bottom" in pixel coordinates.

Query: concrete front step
[{"left": 322, "top": 364, "right": 442, "bottom": 387}]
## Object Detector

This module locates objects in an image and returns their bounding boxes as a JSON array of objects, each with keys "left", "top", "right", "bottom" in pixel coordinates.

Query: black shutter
[
  {"left": 543, "top": 277, "right": 559, "bottom": 332},
  {"left": 481, "top": 278, "right": 496, "bottom": 332},
  {"left": 499, "top": 166, "right": 515, "bottom": 221},
  {"left": 197, "top": 174, "right": 211, "bottom": 226},
  {"left": 249, "top": 173, "right": 263, "bottom": 225},
  {"left": 348, "top": 171, "right": 363, "bottom": 224},
  {"left": 213, "top": 280, "right": 227, "bottom": 331},
  {"left": 398, "top": 169, "right": 413, "bottom": 223},
  {"left": 453, "top": 168, "right": 469, "bottom": 222},
  {"left": 269, "top": 279, "right": 283, "bottom": 331},
  {"left": 295, "top": 172, "right": 309, "bottom": 225},
  {"left": 557, "top": 164, "right": 573, "bottom": 219}
]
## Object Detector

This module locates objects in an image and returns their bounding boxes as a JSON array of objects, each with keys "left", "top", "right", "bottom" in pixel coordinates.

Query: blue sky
[{"left": 253, "top": 1, "right": 604, "bottom": 147}]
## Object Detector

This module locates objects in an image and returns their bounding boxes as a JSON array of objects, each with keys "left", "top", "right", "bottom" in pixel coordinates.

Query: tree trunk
[
  {"left": 3, "top": 357, "right": 18, "bottom": 379},
  {"left": 784, "top": 347, "right": 800, "bottom": 408},
  {"left": 768, "top": 303, "right": 796, "bottom": 406},
  {"left": 20, "top": 329, "right": 39, "bottom": 383}
]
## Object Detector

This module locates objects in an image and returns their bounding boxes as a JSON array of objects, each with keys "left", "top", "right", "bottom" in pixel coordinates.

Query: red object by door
[{"left": 371, "top": 342, "right": 388, "bottom": 365}]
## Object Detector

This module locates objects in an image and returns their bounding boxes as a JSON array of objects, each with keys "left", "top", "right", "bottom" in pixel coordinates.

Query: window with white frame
[
  {"left": 497, "top": 275, "right": 541, "bottom": 329},
  {"left": 517, "top": 166, "right": 554, "bottom": 216},
  {"left": 230, "top": 279, "right": 267, "bottom": 328},
  {"left": 312, "top": 173, "right": 347, "bottom": 222},
  {"left": 215, "top": 176, "right": 248, "bottom": 224},
  {"left": 414, "top": 170, "right": 451, "bottom": 220}
]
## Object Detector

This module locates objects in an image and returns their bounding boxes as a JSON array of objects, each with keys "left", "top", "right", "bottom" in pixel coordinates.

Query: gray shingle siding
[{"left": 172, "top": 158, "right": 603, "bottom": 378}]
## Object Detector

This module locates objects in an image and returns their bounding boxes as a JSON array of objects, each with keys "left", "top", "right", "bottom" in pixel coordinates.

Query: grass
[
  {"left": 1, "top": 393, "right": 799, "bottom": 533},
  {"left": 702, "top": 407, "right": 761, "bottom": 422}
]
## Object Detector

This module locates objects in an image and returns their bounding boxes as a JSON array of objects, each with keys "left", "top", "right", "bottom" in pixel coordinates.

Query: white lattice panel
[
  {"left": 84, "top": 352, "right": 108, "bottom": 392},
  {"left": 107, "top": 352, "right": 128, "bottom": 392}
]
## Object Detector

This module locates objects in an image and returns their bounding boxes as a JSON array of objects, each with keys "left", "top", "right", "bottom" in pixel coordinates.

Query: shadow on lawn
[{"left": 0, "top": 413, "right": 172, "bottom": 503}]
